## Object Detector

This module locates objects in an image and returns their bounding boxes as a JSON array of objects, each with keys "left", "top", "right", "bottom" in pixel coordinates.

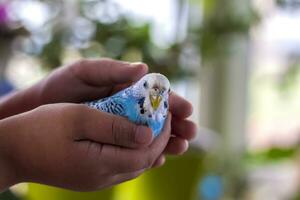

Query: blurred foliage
[
  {"left": 0, "top": 26, "right": 28, "bottom": 39},
  {"left": 278, "top": 58, "right": 300, "bottom": 95},
  {"left": 245, "top": 146, "right": 299, "bottom": 165},
  {"left": 192, "top": 0, "right": 260, "bottom": 59},
  {"left": 40, "top": 18, "right": 190, "bottom": 79},
  {"left": 12, "top": 0, "right": 194, "bottom": 80},
  {"left": 193, "top": 0, "right": 260, "bottom": 198},
  {"left": 0, "top": 2, "right": 29, "bottom": 39},
  {"left": 0, "top": 190, "right": 19, "bottom": 200},
  {"left": 276, "top": 0, "right": 300, "bottom": 9}
]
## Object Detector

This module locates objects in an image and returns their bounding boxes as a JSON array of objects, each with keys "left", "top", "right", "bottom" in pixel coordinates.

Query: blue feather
[{"left": 85, "top": 73, "right": 170, "bottom": 137}]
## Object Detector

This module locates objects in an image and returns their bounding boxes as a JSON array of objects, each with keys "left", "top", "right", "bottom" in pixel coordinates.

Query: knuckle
[
  {"left": 145, "top": 155, "right": 154, "bottom": 169},
  {"left": 65, "top": 105, "right": 86, "bottom": 119},
  {"left": 76, "top": 105, "right": 94, "bottom": 127},
  {"left": 103, "top": 59, "right": 114, "bottom": 69},
  {"left": 125, "top": 124, "right": 138, "bottom": 146},
  {"left": 111, "top": 117, "right": 136, "bottom": 146},
  {"left": 130, "top": 156, "right": 146, "bottom": 171},
  {"left": 132, "top": 153, "right": 153, "bottom": 170},
  {"left": 101, "top": 58, "right": 121, "bottom": 70},
  {"left": 132, "top": 125, "right": 139, "bottom": 140},
  {"left": 70, "top": 59, "right": 90, "bottom": 76},
  {"left": 64, "top": 105, "right": 90, "bottom": 131},
  {"left": 74, "top": 104, "right": 90, "bottom": 115},
  {"left": 111, "top": 116, "right": 121, "bottom": 144},
  {"left": 76, "top": 59, "right": 89, "bottom": 69}
]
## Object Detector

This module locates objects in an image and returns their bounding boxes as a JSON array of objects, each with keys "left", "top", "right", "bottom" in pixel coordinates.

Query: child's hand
[{"left": 0, "top": 103, "right": 171, "bottom": 191}]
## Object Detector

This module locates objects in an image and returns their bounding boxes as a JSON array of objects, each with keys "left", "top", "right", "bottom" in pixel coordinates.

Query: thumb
[
  {"left": 70, "top": 59, "right": 148, "bottom": 86},
  {"left": 79, "top": 107, "right": 153, "bottom": 148}
]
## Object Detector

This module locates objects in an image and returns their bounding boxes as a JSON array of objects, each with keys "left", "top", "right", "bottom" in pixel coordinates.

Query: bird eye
[{"left": 143, "top": 81, "right": 148, "bottom": 88}]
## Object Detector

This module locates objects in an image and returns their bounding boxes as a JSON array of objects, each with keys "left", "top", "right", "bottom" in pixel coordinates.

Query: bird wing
[
  {"left": 86, "top": 90, "right": 128, "bottom": 117},
  {"left": 97, "top": 96, "right": 127, "bottom": 116}
]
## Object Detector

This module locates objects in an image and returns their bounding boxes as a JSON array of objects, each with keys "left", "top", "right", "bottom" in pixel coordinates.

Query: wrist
[
  {"left": 0, "top": 83, "right": 42, "bottom": 120},
  {"left": 0, "top": 118, "right": 19, "bottom": 191}
]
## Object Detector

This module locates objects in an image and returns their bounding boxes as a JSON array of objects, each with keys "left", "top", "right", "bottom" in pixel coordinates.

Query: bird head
[{"left": 138, "top": 73, "right": 170, "bottom": 111}]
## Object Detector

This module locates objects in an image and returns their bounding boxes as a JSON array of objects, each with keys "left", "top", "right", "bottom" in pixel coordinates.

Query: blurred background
[{"left": 0, "top": 0, "right": 300, "bottom": 199}]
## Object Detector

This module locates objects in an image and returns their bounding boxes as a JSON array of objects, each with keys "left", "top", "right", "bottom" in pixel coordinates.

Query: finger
[
  {"left": 164, "top": 137, "right": 189, "bottom": 155},
  {"left": 100, "top": 114, "right": 172, "bottom": 173},
  {"left": 70, "top": 59, "right": 148, "bottom": 86},
  {"left": 79, "top": 106, "right": 153, "bottom": 148},
  {"left": 169, "top": 92, "right": 193, "bottom": 119},
  {"left": 151, "top": 154, "right": 166, "bottom": 168},
  {"left": 171, "top": 118, "right": 197, "bottom": 140},
  {"left": 146, "top": 113, "right": 172, "bottom": 163},
  {"left": 72, "top": 81, "right": 133, "bottom": 102},
  {"left": 110, "top": 82, "right": 133, "bottom": 95}
]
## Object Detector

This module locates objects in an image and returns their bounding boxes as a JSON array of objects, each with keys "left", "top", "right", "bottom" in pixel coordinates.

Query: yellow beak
[{"left": 150, "top": 95, "right": 162, "bottom": 111}]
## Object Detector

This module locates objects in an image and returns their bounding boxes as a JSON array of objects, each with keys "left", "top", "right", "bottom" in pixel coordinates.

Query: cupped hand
[
  {"left": 0, "top": 58, "right": 197, "bottom": 169},
  {"left": 152, "top": 92, "right": 196, "bottom": 167},
  {"left": 37, "top": 59, "right": 197, "bottom": 165},
  {"left": 0, "top": 103, "right": 171, "bottom": 191}
]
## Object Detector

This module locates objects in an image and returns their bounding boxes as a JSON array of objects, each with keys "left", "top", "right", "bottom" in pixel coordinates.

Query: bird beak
[{"left": 150, "top": 94, "right": 162, "bottom": 111}]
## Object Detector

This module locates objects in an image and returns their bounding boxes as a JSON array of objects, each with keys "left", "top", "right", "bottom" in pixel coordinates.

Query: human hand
[
  {"left": 0, "top": 103, "right": 171, "bottom": 191},
  {"left": 37, "top": 59, "right": 149, "bottom": 104},
  {"left": 36, "top": 59, "right": 197, "bottom": 162},
  {"left": 0, "top": 59, "right": 146, "bottom": 119},
  {"left": 0, "top": 58, "right": 197, "bottom": 165},
  {"left": 151, "top": 92, "right": 196, "bottom": 167}
]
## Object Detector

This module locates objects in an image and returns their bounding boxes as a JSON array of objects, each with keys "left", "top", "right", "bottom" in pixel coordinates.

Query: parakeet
[{"left": 85, "top": 73, "right": 171, "bottom": 137}]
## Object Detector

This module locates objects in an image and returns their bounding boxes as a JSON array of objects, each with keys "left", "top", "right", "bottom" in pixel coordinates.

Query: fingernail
[
  {"left": 154, "top": 156, "right": 166, "bottom": 168},
  {"left": 183, "top": 140, "right": 189, "bottom": 151},
  {"left": 160, "top": 156, "right": 166, "bottom": 166},
  {"left": 130, "top": 62, "right": 145, "bottom": 67},
  {"left": 136, "top": 126, "right": 153, "bottom": 144}
]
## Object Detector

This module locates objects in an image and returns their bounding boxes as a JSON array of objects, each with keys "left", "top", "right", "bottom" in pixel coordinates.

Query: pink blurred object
[{"left": 0, "top": 3, "right": 9, "bottom": 24}]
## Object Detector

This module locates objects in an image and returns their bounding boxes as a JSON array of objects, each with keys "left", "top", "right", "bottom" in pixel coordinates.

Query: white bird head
[{"left": 134, "top": 73, "right": 170, "bottom": 111}]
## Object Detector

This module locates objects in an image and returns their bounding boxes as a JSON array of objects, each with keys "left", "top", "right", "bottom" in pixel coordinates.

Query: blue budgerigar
[{"left": 86, "top": 73, "right": 171, "bottom": 137}]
